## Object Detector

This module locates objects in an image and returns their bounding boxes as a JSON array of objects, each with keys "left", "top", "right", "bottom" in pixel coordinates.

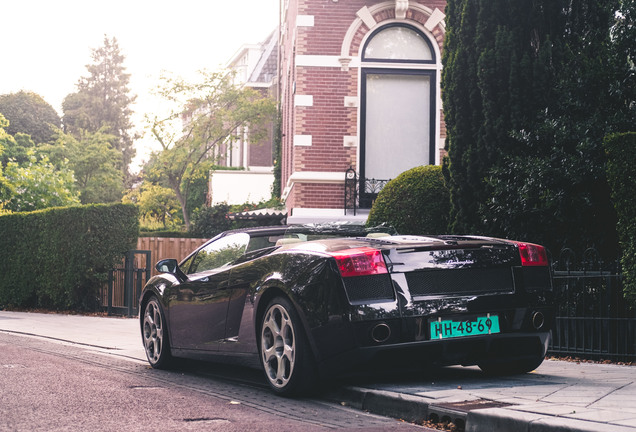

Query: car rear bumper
[{"left": 318, "top": 330, "right": 551, "bottom": 375}]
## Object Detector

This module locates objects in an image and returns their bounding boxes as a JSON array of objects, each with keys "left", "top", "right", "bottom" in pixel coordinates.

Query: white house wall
[{"left": 209, "top": 170, "right": 274, "bottom": 205}]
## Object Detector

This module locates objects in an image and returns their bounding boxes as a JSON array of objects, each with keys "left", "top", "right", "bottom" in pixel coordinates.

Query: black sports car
[{"left": 139, "top": 225, "right": 553, "bottom": 395}]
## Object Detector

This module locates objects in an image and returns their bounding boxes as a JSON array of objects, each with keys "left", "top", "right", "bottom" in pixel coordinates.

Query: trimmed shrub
[
  {"left": 189, "top": 200, "right": 285, "bottom": 238},
  {"left": 367, "top": 165, "right": 450, "bottom": 235},
  {"left": 189, "top": 203, "right": 234, "bottom": 238},
  {"left": 604, "top": 132, "right": 636, "bottom": 305},
  {"left": 0, "top": 203, "right": 138, "bottom": 310}
]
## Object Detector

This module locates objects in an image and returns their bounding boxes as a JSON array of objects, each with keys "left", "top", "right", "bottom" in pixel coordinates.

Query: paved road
[
  {"left": 1, "top": 311, "right": 635, "bottom": 431},
  {"left": 0, "top": 329, "right": 422, "bottom": 431}
]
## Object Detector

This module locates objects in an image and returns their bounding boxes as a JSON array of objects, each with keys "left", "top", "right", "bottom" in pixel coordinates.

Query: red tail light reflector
[
  {"left": 514, "top": 242, "right": 549, "bottom": 267},
  {"left": 330, "top": 247, "right": 388, "bottom": 277}
]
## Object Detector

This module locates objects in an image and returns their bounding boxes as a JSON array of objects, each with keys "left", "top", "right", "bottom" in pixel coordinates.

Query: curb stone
[
  {"left": 326, "top": 386, "right": 463, "bottom": 425},
  {"left": 363, "top": 389, "right": 431, "bottom": 423},
  {"left": 465, "top": 407, "right": 636, "bottom": 432},
  {"left": 329, "top": 387, "right": 636, "bottom": 432}
]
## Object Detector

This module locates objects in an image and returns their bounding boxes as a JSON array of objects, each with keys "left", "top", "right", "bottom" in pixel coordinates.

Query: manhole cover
[{"left": 435, "top": 399, "right": 513, "bottom": 412}]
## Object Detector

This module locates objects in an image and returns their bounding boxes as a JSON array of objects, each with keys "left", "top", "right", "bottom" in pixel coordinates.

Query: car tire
[
  {"left": 478, "top": 355, "right": 545, "bottom": 376},
  {"left": 142, "top": 296, "right": 173, "bottom": 369},
  {"left": 259, "top": 296, "right": 317, "bottom": 396}
]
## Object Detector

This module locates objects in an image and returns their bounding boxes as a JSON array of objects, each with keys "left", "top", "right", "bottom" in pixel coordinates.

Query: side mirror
[
  {"left": 155, "top": 259, "right": 188, "bottom": 283},
  {"left": 156, "top": 259, "right": 179, "bottom": 274}
]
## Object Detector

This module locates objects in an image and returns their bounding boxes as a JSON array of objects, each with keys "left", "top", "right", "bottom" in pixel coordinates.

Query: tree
[
  {"left": 604, "top": 132, "right": 636, "bottom": 304},
  {"left": 0, "top": 115, "right": 15, "bottom": 211},
  {"left": 62, "top": 36, "right": 136, "bottom": 180},
  {"left": 486, "top": 0, "right": 634, "bottom": 258},
  {"left": 612, "top": 0, "right": 636, "bottom": 117},
  {"left": 443, "top": 0, "right": 634, "bottom": 259},
  {"left": 41, "top": 128, "right": 124, "bottom": 204},
  {"left": 0, "top": 91, "right": 61, "bottom": 145},
  {"left": 123, "top": 181, "right": 182, "bottom": 228},
  {"left": 147, "top": 70, "right": 276, "bottom": 229},
  {"left": 0, "top": 132, "right": 37, "bottom": 167},
  {"left": 2, "top": 151, "right": 80, "bottom": 212},
  {"left": 442, "top": 0, "right": 563, "bottom": 234},
  {"left": 0, "top": 111, "right": 39, "bottom": 168},
  {"left": 189, "top": 203, "right": 234, "bottom": 238}
]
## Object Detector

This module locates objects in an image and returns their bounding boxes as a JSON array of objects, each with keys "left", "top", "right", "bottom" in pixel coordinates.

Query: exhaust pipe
[
  {"left": 532, "top": 311, "right": 545, "bottom": 330},
  {"left": 371, "top": 323, "right": 391, "bottom": 343}
]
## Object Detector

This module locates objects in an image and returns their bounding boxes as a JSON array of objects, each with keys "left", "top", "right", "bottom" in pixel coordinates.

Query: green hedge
[
  {"left": 367, "top": 165, "right": 450, "bottom": 235},
  {"left": 0, "top": 203, "right": 139, "bottom": 310},
  {"left": 604, "top": 132, "right": 636, "bottom": 305}
]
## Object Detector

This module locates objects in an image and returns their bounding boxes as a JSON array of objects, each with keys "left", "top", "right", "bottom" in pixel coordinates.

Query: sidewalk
[
  {"left": 0, "top": 310, "right": 145, "bottom": 362},
  {"left": 1, "top": 310, "right": 635, "bottom": 431}
]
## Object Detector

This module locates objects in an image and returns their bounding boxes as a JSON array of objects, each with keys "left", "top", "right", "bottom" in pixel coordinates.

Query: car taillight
[
  {"left": 514, "top": 242, "right": 549, "bottom": 266},
  {"left": 330, "top": 247, "right": 388, "bottom": 277}
]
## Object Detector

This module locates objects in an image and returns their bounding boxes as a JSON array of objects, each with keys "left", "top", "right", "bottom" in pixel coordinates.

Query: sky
[{"left": 0, "top": 0, "right": 279, "bottom": 170}]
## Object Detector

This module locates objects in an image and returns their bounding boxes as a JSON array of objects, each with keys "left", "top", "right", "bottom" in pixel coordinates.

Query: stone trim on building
[{"left": 279, "top": 0, "right": 448, "bottom": 221}]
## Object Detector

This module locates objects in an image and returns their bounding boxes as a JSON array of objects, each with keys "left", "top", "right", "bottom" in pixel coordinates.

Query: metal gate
[
  {"left": 343, "top": 167, "right": 391, "bottom": 214},
  {"left": 548, "top": 248, "right": 636, "bottom": 362},
  {"left": 104, "top": 250, "right": 151, "bottom": 317}
]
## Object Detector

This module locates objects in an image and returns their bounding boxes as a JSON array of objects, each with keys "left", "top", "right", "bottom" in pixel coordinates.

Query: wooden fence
[
  {"left": 136, "top": 237, "right": 209, "bottom": 275},
  {"left": 102, "top": 237, "right": 209, "bottom": 315}
]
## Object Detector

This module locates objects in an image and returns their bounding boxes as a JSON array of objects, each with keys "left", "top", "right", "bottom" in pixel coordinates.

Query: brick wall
[
  {"left": 280, "top": 0, "right": 447, "bottom": 214},
  {"left": 297, "top": 183, "right": 344, "bottom": 209}
]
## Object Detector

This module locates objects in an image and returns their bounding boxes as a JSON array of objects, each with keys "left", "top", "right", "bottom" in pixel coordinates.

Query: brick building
[{"left": 278, "top": 0, "right": 447, "bottom": 224}]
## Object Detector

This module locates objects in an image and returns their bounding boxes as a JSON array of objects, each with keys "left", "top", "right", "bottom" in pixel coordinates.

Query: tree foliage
[
  {"left": 123, "top": 181, "right": 182, "bottom": 229},
  {"left": 0, "top": 131, "right": 37, "bottom": 167},
  {"left": 147, "top": 70, "right": 277, "bottom": 229},
  {"left": 612, "top": 0, "right": 636, "bottom": 115},
  {"left": 442, "top": 0, "right": 563, "bottom": 234},
  {"left": 443, "top": 0, "right": 635, "bottom": 259},
  {"left": 189, "top": 203, "right": 234, "bottom": 238},
  {"left": 2, "top": 152, "right": 80, "bottom": 212},
  {"left": 272, "top": 109, "right": 282, "bottom": 199},
  {"left": 0, "top": 115, "right": 14, "bottom": 210},
  {"left": 604, "top": 132, "right": 636, "bottom": 304},
  {"left": 62, "top": 36, "right": 136, "bottom": 180},
  {"left": 0, "top": 113, "right": 33, "bottom": 167},
  {"left": 0, "top": 114, "right": 80, "bottom": 212},
  {"left": 41, "top": 128, "right": 124, "bottom": 204},
  {"left": 0, "top": 91, "right": 61, "bottom": 145}
]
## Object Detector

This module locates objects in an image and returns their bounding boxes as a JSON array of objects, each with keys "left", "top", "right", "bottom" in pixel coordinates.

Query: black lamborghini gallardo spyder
[{"left": 140, "top": 225, "right": 552, "bottom": 395}]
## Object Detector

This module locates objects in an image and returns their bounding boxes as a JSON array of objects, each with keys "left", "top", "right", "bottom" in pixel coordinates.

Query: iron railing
[
  {"left": 103, "top": 250, "right": 151, "bottom": 317},
  {"left": 344, "top": 167, "right": 358, "bottom": 215},
  {"left": 344, "top": 167, "right": 391, "bottom": 214},
  {"left": 548, "top": 248, "right": 636, "bottom": 362}
]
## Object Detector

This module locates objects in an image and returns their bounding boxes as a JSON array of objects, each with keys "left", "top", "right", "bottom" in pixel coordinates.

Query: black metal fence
[
  {"left": 548, "top": 248, "right": 636, "bottom": 362},
  {"left": 102, "top": 250, "right": 151, "bottom": 317},
  {"left": 344, "top": 167, "right": 391, "bottom": 214}
]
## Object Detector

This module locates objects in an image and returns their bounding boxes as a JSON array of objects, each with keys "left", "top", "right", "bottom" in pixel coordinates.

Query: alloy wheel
[
  {"left": 143, "top": 298, "right": 165, "bottom": 365},
  {"left": 261, "top": 303, "right": 296, "bottom": 389}
]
